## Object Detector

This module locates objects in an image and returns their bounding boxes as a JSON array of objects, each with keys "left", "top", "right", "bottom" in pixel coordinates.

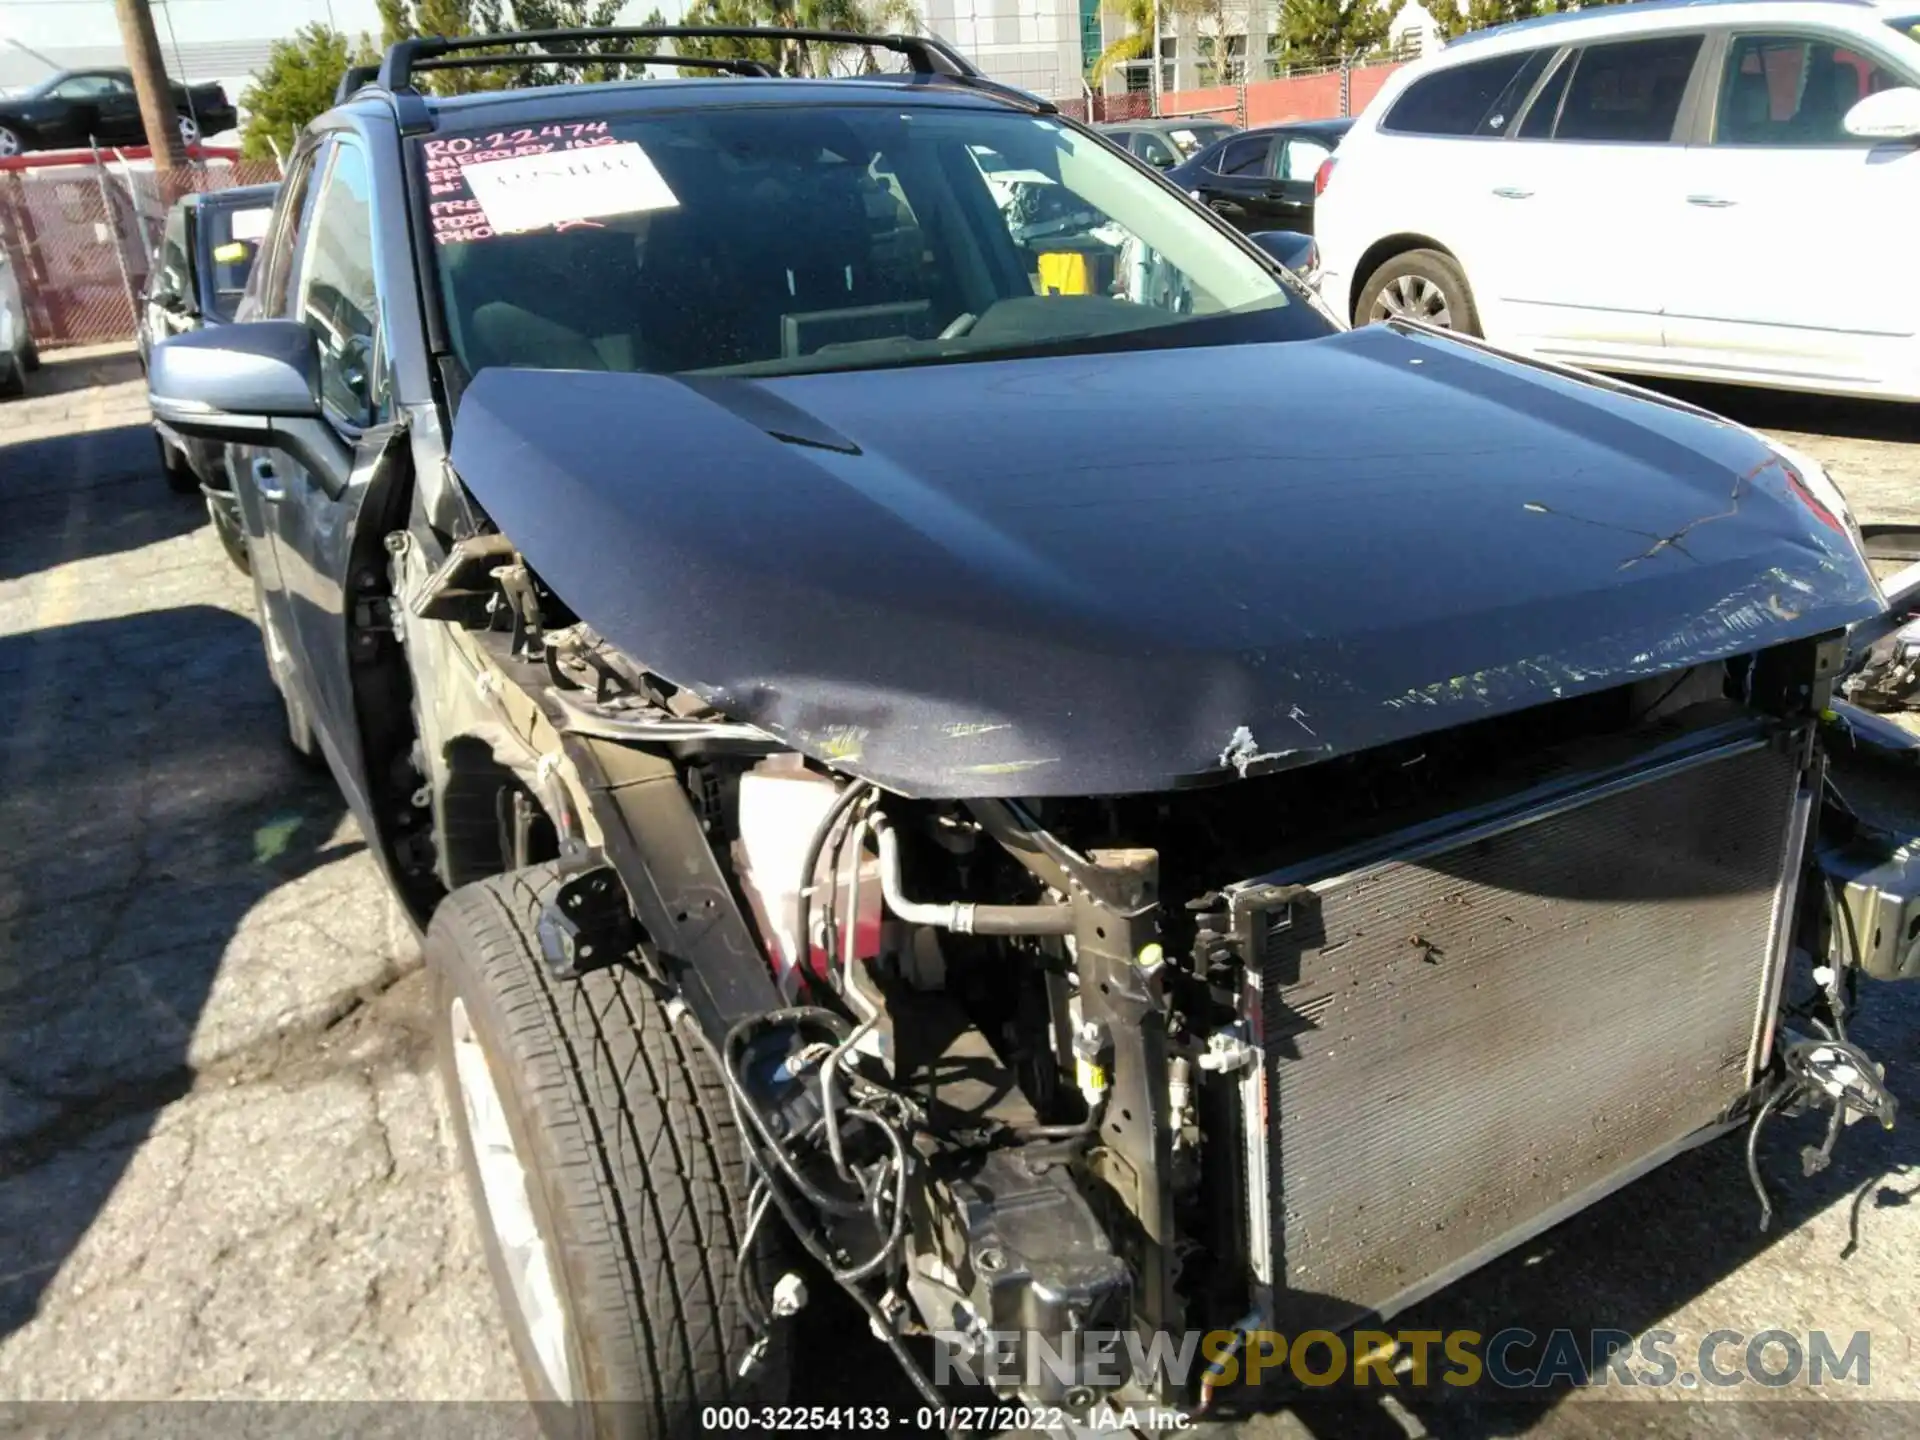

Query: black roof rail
[
  {"left": 335, "top": 63, "right": 380, "bottom": 105},
  {"left": 376, "top": 26, "right": 980, "bottom": 96},
  {"left": 414, "top": 51, "right": 777, "bottom": 80},
  {"left": 845, "top": 68, "right": 1054, "bottom": 114}
]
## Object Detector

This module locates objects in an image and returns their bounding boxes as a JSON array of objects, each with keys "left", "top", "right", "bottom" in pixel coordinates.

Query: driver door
[
  {"left": 1191, "top": 132, "right": 1289, "bottom": 229},
  {"left": 252, "top": 134, "right": 397, "bottom": 822}
]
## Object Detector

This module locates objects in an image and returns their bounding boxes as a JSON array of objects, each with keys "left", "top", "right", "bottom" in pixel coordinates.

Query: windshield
[
  {"left": 200, "top": 202, "right": 273, "bottom": 321},
  {"left": 419, "top": 104, "right": 1291, "bottom": 379}
]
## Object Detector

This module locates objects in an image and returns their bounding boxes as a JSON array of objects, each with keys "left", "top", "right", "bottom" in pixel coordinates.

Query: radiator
[{"left": 1228, "top": 720, "right": 1811, "bottom": 1331}]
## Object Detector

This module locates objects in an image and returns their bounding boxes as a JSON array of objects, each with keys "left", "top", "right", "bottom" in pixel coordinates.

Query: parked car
[
  {"left": 0, "top": 244, "right": 39, "bottom": 398},
  {"left": 1165, "top": 117, "right": 1352, "bottom": 234},
  {"left": 0, "top": 69, "right": 236, "bottom": 158},
  {"left": 148, "top": 24, "right": 1911, "bottom": 1434},
  {"left": 140, "top": 183, "right": 279, "bottom": 571},
  {"left": 1316, "top": 0, "right": 1920, "bottom": 400},
  {"left": 1097, "top": 116, "right": 1237, "bottom": 168}
]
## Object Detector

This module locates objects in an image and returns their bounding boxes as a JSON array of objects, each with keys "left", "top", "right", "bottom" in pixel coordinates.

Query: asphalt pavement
[{"left": 0, "top": 346, "right": 1914, "bottom": 1438}]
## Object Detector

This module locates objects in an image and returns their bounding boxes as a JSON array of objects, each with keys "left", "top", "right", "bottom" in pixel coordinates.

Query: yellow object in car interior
[
  {"left": 213, "top": 241, "right": 250, "bottom": 264},
  {"left": 1037, "top": 251, "right": 1092, "bottom": 296}
]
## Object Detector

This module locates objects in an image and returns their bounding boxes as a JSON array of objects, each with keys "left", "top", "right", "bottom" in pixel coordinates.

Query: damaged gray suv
[{"left": 148, "top": 24, "right": 1911, "bottom": 1436}]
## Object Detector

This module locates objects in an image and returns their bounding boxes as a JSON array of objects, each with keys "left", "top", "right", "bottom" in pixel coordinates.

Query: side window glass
[
  {"left": 157, "top": 207, "right": 190, "bottom": 299},
  {"left": 1214, "top": 135, "right": 1271, "bottom": 175},
  {"left": 1478, "top": 48, "right": 1554, "bottom": 135},
  {"left": 1519, "top": 52, "right": 1574, "bottom": 138},
  {"left": 1280, "top": 137, "right": 1332, "bottom": 181},
  {"left": 293, "top": 142, "right": 381, "bottom": 429},
  {"left": 1134, "top": 134, "right": 1177, "bottom": 167},
  {"left": 52, "top": 75, "right": 114, "bottom": 100},
  {"left": 258, "top": 144, "right": 323, "bottom": 321},
  {"left": 1715, "top": 35, "right": 1904, "bottom": 145},
  {"left": 1555, "top": 34, "right": 1704, "bottom": 143},
  {"left": 1382, "top": 52, "right": 1533, "bottom": 136}
]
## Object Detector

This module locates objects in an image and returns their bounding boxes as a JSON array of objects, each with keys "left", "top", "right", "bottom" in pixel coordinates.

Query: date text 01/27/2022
[{"left": 697, "top": 1406, "right": 1175, "bottom": 1433}]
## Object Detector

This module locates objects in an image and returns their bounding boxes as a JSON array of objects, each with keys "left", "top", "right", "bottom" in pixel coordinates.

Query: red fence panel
[{"left": 0, "top": 149, "right": 280, "bottom": 350}]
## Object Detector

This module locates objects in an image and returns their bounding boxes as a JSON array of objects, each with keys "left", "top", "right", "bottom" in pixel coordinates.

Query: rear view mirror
[
  {"left": 148, "top": 320, "right": 348, "bottom": 480},
  {"left": 1843, "top": 87, "right": 1920, "bottom": 141}
]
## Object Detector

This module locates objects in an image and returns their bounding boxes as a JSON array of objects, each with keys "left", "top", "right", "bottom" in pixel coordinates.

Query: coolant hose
[{"left": 872, "top": 820, "right": 1075, "bottom": 935}]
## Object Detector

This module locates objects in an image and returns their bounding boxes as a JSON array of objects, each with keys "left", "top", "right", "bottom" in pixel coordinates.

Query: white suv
[{"left": 1315, "top": 0, "right": 1920, "bottom": 401}]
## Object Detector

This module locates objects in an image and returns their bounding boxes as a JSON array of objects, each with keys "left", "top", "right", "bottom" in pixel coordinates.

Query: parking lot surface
[{"left": 1, "top": 347, "right": 1915, "bottom": 1437}]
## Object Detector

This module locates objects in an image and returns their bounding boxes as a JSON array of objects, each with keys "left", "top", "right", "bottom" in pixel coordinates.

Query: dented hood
[{"left": 450, "top": 324, "right": 1883, "bottom": 797}]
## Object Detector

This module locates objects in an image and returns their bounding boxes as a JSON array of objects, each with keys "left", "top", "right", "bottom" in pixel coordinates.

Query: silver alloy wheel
[
  {"left": 1368, "top": 273, "right": 1454, "bottom": 328},
  {"left": 177, "top": 114, "right": 200, "bottom": 148},
  {"left": 0, "top": 128, "right": 20, "bottom": 160},
  {"left": 451, "top": 996, "right": 574, "bottom": 1401}
]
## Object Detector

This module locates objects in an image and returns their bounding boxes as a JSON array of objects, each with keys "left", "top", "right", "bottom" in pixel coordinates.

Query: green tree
[
  {"left": 378, "top": 0, "right": 633, "bottom": 92},
  {"left": 239, "top": 24, "right": 378, "bottom": 160},
  {"left": 1278, "top": 0, "right": 1393, "bottom": 67},
  {"left": 1091, "top": 0, "right": 1218, "bottom": 86},
  {"left": 1437, "top": 0, "right": 1640, "bottom": 40},
  {"left": 1434, "top": 0, "right": 1541, "bottom": 41},
  {"left": 669, "top": 0, "right": 922, "bottom": 79}
]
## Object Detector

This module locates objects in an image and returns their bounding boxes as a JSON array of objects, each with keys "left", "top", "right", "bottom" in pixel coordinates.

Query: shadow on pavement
[
  {"left": 0, "top": 604, "right": 353, "bottom": 1342},
  {"left": 1648, "top": 378, "right": 1920, "bottom": 447},
  {"left": 14, "top": 347, "right": 146, "bottom": 401},
  {"left": 0, "top": 425, "right": 207, "bottom": 580}
]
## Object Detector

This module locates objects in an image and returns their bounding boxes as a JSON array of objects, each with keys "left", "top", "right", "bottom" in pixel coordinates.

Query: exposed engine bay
[{"left": 419, "top": 579, "right": 1905, "bottom": 1426}]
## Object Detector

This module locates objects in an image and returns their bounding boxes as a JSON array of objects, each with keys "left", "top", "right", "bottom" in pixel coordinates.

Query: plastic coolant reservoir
[{"left": 733, "top": 756, "right": 882, "bottom": 985}]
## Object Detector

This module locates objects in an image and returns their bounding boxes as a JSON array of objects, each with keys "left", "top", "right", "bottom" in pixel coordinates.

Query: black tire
[
  {"left": 158, "top": 431, "right": 199, "bottom": 494},
  {"left": 0, "top": 361, "right": 21, "bottom": 400},
  {"left": 206, "top": 493, "right": 251, "bottom": 575},
  {"left": 0, "top": 126, "right": 22, "bottom": 162},
  {"left": 176, "top": 113, "right": 201, "bottom": 149},
  {"left": 1357, "top": 248, "right": 1482, "bottom": 337},
  {"left": 427, "top": 866, "right": 783, "bottom": 1438},
  {"left": 21, "top": 339, "right": 40, "bottom": 373}
]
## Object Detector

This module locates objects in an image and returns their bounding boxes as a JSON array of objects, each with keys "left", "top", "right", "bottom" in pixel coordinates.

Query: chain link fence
[{"left": 0, "top": 151, "right": 281, "bottom": 351}]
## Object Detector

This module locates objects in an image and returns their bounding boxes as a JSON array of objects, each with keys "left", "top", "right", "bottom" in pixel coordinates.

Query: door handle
[
  {"left": 1492, "top": 186, "right": 1533, "bottom": 199},
  {"left": 252, "top": 457, "right": 286, "bottom": 503},
  {"left": 1687, "top": 195, "right": 1736, "bottom": 207}
]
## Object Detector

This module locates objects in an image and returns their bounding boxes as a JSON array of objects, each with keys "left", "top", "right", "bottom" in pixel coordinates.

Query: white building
[{"left": 1387, "top": 0, "right": 1453, "bottom": 59}]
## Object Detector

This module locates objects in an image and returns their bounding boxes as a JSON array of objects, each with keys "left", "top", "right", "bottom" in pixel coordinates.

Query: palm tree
[{"left": 1092, "top": 0, "right": 1156, "bottom": 86}]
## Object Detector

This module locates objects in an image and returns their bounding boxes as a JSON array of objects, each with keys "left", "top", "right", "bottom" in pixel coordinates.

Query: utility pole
[
  {"left": 1150, "top": 0, "right": 1162, "bottom": 115},
  {"left": 113, "top": 0, "right": 184, "bottom": 169}
]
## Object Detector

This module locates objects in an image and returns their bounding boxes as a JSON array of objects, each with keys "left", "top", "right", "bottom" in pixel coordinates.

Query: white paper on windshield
[
  {"left": 463, "top": 141, "right": 679, "bottom": 234},
  {"left": 229, "top": 207, "right": 272, "bottom": 242},
  {"left": 1170, "top": 128, "right": 1199, "bottom": 150}
]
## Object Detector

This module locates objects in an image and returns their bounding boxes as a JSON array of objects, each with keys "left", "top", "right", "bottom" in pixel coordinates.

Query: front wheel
[
  {"left": 175, "top": 113, "right": 200, "bottom": 149},
  {"left": 206, "top": 493, "right": 251, "bottom": 574},
  {"left": 427, "top": 865, "right": 784, "bottom": 1436},
  {"left": 0, "top": 126, "right": 22, "bottom": 160},
  {"left": 1358, "top": 248, "right": 1482, "bottom": 337},
  {"left": 157, "top": 431, "right": 199, "bottom": 493}
]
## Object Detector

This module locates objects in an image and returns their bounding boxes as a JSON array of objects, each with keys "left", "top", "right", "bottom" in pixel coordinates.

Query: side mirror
[
  {"left": 148, "top": 320, "right": 348, "bottom": 481},
  {"left": 1844, "top": 87, "right": 1920, "bottom": 142},
  {"left": 1248, "top": 229, "right": 1319, "bottom": 277}
]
